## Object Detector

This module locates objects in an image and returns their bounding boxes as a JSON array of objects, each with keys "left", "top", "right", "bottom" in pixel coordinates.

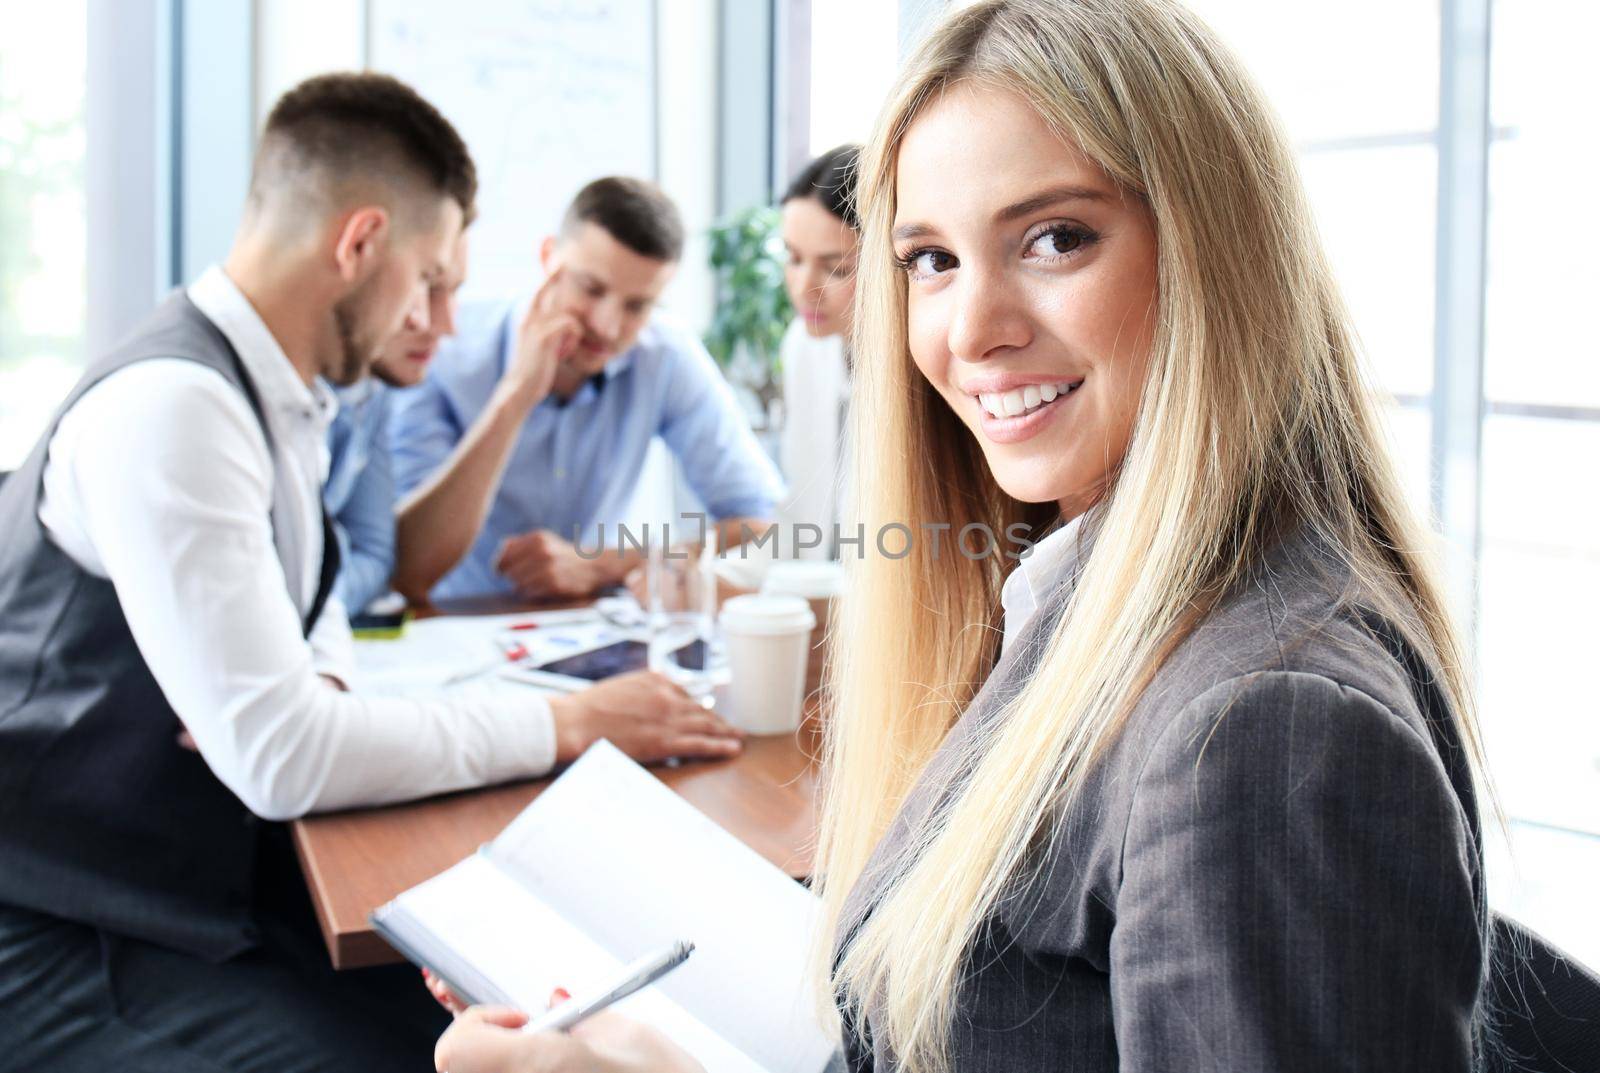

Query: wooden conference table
[{"left": 290, "top": 596, "right": 823, "bottom": 970}]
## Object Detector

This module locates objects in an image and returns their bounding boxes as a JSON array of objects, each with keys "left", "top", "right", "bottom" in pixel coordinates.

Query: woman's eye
[
  {"left": 899, "top": 248, "right": 957, "bottom": 278},
  {"left": 1026, "top": 225, "right": 1093, "bottom": 260}
]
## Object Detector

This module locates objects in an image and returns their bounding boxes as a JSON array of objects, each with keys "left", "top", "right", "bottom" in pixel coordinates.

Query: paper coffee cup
[
  {"left": 760, "top": 562, "right": 844, "bottom": 705},
  {"left": 718, "top": 594, "right": 816, "bottom": 734}
]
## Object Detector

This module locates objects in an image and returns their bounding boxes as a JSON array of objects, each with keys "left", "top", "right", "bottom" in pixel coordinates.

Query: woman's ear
[{"left": 332, "top": 206, "right": 390, "bottom": 283}]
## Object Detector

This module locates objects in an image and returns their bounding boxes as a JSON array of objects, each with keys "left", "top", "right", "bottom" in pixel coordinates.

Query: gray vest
[{"left": 0, "top": 291, "right": 338, "bottom": 960}]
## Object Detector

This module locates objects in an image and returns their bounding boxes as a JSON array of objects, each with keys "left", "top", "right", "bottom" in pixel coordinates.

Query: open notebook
[{"left": 371, "top": 741, "right": 837, "bottom": 1073}]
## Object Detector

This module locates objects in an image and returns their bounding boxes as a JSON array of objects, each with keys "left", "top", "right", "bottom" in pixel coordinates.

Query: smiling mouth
[{"left": 976, "top": 380, "right": 1083, "bottom": 420}]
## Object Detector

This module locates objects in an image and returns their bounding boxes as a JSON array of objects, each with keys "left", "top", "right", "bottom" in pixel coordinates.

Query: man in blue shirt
[
  {"left": 324, "top": 227, "right": 469, "bottom": 612},
  {"left": 389, "top": 177, "right": 783, "bottom": 602}
]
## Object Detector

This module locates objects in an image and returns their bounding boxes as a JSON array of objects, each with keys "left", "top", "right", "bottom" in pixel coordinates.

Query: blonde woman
[
  {"left": 432, "top": 0, "right": 1493, "bottom": 1070},
  {"left": 823, "top": 0, "right": 1492, "bottom": 1069}
]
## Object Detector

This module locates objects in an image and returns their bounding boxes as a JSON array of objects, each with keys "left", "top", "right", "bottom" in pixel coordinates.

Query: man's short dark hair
[
  {"left": 783, "top": 144, "right": 861, "bottom": 230},
  {"left": 253, "top": 72, "right": 477, "bottom": 225},
  {"left": 562, "top": 177, "right": 683, "bottom": 262}
]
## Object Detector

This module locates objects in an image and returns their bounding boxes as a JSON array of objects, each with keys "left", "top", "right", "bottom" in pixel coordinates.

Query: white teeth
[{"left": 977, "top": 381, "right": 1082, "bottom": 418}]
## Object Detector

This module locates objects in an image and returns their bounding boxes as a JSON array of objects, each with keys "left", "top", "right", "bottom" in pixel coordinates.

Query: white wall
[
  {"left": 653, "top": 0, "right": 718, "bottom": 334},
  {"left": 251, "top": 0, "right": 367, "bottom": 131},
  {"left": 86, "top": 0, "right": 168, "bottom": 355},
  {"left": 640, "top": 0, "right": 720, "bottom": 526}
]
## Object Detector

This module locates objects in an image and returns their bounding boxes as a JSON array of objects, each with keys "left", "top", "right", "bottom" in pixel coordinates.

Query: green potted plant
[{"left": 704, "top": 204, "right": 792, "bottom": 430}]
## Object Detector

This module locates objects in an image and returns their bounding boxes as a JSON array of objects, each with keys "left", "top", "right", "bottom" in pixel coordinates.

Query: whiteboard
[{"left": 369, "top": 0, "right": 658, "bottom": 302}]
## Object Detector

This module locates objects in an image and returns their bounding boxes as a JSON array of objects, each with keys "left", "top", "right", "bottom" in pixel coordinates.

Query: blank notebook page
[
  {"left": 396, "top": 854, "right": 766, "bottom": 1073},
  {"left": 488, "top": 741, "right": 836, "bottom": 1073}
]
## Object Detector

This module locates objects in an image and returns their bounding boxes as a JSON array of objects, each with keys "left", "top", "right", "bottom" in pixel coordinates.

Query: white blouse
[
  {"left": 999, "top": 513, "right": 1086, "bottom": 656},
  {"left": 777, "top": 318, "right": 851, "bottom": 560}
]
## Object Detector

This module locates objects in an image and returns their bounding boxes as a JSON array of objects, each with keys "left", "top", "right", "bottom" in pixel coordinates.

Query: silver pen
[
  {"left": 522, "top": 940, "right": 695, "bottom": 1034},
  {"left": 442, "top": 637, "right": 530, "bottom": 687}
]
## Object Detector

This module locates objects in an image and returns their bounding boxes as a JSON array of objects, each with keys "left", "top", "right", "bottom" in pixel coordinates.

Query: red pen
[{"left": 508, "top": 621, "right": 542, "bottom": 632}]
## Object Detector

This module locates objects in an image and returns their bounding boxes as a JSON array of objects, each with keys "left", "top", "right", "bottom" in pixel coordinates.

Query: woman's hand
[
  {"left": 433, "top": 1005, "right": 706, "bottom": 1073},
  {"left": 423, "top": 968, "right": 471, "bottom": 1015}
]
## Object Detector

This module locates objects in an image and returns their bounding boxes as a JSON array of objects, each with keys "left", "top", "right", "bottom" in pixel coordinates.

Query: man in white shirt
[{"left": 0, "top": 73, "right": 737, "bottom": 1071}]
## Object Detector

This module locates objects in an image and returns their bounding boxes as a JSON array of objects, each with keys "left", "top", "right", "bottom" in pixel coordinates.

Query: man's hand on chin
[{"left": 493, "top": 529, "right": 617, "bottom": 599}]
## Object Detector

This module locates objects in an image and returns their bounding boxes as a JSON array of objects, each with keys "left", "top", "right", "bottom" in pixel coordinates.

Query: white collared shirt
[
  {"left": 188, "top": 266, "right": 339, "bottom": 617},
  {"left": 37, "top": 265, "right": 555, "bottom": 820},
  {"left": 778, "top": 318, "right": 851, "bottom": 560},
  {"left": 1000, "top": 513, "right": 1086, "bottom": 656}
]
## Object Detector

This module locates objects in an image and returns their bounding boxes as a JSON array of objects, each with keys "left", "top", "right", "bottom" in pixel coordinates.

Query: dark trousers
[{"left": 0, "top": 896, "right": 450, "bottom": 1072}]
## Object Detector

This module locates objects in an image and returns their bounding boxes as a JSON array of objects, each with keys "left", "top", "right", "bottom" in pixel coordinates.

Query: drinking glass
[{"left": 645, "top": 538, "right": 729, "bottom": 705}]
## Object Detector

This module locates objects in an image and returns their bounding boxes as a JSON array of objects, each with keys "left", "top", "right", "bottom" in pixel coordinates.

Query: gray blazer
[{"left": 835, "top": 526, "right": 1487, "bottom": 1071}]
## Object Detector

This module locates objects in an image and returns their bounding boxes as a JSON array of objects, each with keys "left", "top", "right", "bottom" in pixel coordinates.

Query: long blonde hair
[{"left": 816, "top": 1, "right": 1490, "bottom": 1068}]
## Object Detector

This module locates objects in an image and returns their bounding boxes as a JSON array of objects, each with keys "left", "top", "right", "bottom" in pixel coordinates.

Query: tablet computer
[{"left": 507, "top": 635, "right": 707, "bottom": 692}]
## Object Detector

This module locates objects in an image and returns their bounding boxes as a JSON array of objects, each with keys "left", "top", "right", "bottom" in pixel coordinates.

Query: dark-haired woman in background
[{"left": 777, "top": 145, "right": 860, "bottom": 557}]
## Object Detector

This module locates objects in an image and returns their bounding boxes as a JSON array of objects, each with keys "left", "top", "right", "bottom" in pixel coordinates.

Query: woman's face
[
  {"left": 894, "top": 85, "right": 1159, "bottom": 518},
  {"left": 782, "top": 196, "right": 859, "bottom": 338}
]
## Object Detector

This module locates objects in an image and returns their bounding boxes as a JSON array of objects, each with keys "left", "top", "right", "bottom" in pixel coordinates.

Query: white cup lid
[
  {"left": 719, "top": 594, "right": 817, "bottom": 635},
  {"left": 761, "top": 561, "right": 845, "bottom": 599}
]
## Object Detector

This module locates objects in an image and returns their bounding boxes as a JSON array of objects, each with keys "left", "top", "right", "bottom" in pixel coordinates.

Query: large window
[
  {"left": 806, "top": 0, "right": 899, "bottom": 158},
  {"left": 1190, "top": 0, "right": 1440, "bottom": 511},
  {"left": 1190, "top": 0, "right": 1600, "bottom": 966},
  {"left": 1478, "top": 0, "right": 1600, "bottom": 836},
  {"left": 0, "top": 1, "right": 86, "bottom": 468}
]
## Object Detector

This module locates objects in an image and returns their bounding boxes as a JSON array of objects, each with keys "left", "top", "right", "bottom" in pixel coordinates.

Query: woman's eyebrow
[
  {"left": 892, "top": 184, "right": 1115, "bottom": 243},
  {"left": 994, "top": 184, "right": 1114, "bottom": 224},
  {"left": 891, "top": 221, "right": 938, "bottom": 243}
]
